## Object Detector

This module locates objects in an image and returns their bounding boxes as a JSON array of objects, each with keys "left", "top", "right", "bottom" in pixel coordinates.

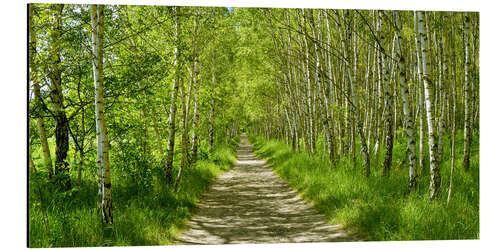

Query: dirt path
[{"left": 176, "top": 134, "right": 359, "bottom": 244}]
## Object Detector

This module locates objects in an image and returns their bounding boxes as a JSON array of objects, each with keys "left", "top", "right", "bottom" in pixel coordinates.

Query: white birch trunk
[
  {"left": 377, "top": 10, "right": 394, "bottom": 177},
  {"left": 324, "top": 11, "right": 337, "bottom": 160},
  {"left": 175, "top": 77, "right": 191, "bottom": 191},
  {"left": 301, "top": 9, "right": 314, "bottom": 155},
  {"left": 463, "top": 13, "right": 472, "bottom": 171},
  {"left": 165, "top": 7, "right": 180, "bottom": 184},
  {"left": 393, "top": 10, "right": 418, "bottom": 190},
  {"left": 436, "top": 16, "right": 447, "bottom": 166},
  {"left": 416, "top": 11, "right": 441, "bottom": 199},
  {"left": 190, "top": 16, "right": 200, "bottom": 164},
  {"left": 339, "top": 10, "right": 370, "bottom": 176},
  {"left": 447, "top": 15, "right": 458, "bottom": 204},
  {"left": 208, "top": 49, "right": 216, "bottom": 150},
  {"left": 91, "top": 4, "right": 113, "bottom": 227},
  {"left": 413, "top": 11, "right": 426, "bottom": 174}
]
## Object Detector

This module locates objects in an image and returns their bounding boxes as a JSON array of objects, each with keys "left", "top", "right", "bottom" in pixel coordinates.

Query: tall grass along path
[{"left": 175, "top": 134, "right": 360, "bottom": 244}]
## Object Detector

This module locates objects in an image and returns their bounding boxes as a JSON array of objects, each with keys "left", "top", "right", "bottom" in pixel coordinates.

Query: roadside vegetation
[
  {"left": 250, "top": 131, "right": 479, "bottom": 241},
  {"left": 29, "top": 137, "right": 238, "bottom": 247}
]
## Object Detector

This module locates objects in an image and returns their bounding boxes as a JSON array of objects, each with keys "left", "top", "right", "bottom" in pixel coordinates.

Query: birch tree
[
  {"left": 165, "top": 7, "right": 180, "bottom": 184},
  {"left": 175, "top": 74, "right": 190, "bottom": 191},
  {"left": 393, "top": 10, "right": 418, "bottom": 190},
  {"left": 416, "top": 11, "right": 441, "bottom": 199},
  {"left": 90, "top": 4, "right": 113, "bottom": 226},
  {"left": 208, "top": 49, "right": 216, "bottom": 151},
  {"left": 339, "top": 10, "right": 371, "bottom": 176},
  {"left": 413, "top": 11, "right": 427, "bottom": 175},
  {"left": 462, "top": 13, "right": 472, "bottom": 172},
  {"left": 47, "top": 4, "right": 71, "bottom": 190},
  {"left": 190, "top": 14, "right": 200, "bottom": 163},
  {"left": 29, "top": 4, "right": 54, "bottom": 179},
  {"left": 378, "top": 10, "right": 394, "bottom": 177},
  {"left": 447, "top": 13, "right": 458, "bottom": 204},
  {"left": 301, "top": 9, "right": 315, "bottom": 155}
]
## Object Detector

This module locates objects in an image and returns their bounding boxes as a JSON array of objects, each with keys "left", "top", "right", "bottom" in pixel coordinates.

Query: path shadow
[{"left": 175, "top": 134, "right": 360, "bottom": 244}]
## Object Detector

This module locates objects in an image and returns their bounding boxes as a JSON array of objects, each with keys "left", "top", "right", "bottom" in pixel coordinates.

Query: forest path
[{"left": 175, "top": 134, "right": 359, "bottom": 244}]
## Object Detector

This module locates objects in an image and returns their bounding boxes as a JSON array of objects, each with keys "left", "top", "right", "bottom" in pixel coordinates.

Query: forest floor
[{"left": 175, "top": 134, "right": 360, "bottom": 244}]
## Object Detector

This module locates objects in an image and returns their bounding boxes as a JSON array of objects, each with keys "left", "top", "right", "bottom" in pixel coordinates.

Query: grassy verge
[
  {"left": 249, "top": 131, "right": 478, "bottom": 241},
  {"left": 29, "top": 136, "right": 239, "bottom": 247}
]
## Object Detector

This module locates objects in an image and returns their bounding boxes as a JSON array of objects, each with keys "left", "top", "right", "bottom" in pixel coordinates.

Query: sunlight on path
[{"left": 175, "top": 134, "right": 360, "bottom": 244}]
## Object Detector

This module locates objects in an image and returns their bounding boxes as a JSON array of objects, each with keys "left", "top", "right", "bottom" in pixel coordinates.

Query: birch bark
[
  {"left": 29, "top": 5, "right": 54, "bottom": 178},
  {"left": 301, "top": 9, "right": 315, "bottom": 154},
  {"left": 413, "top": 12, "right": 426, "bottom": 174},
  {"left": 175, "top": 76, "right": 191, "bottom": 191},
  {"left": 208, "top": 49, "right": 216, "bottom": 150},
  {"left": 447, "top": 14, "right": 458, "bottom": 204},
  {"left": 463, "top": 13, "right": 472, "bottom": 172},
  {"left": 90, "top": 4, "right": 113, "bottom": 226},
  {"left": 190, "top": 16, "right": 200, "bottom": 164},
  {"left": 165, "top": 7, "right": 180, "bottom": 184},
  {"left": 393, "top": 10, "right": 418, "bottom": 190},
  {"left": 339, "top": 10, "right": 370, "bottom": 176},
  {"left": 416, "top": 11, "right": 441, "bottom": 199},
  {"left": 48, "top": 4, "right": 71, "bottom": 190},
  {"left": 378, "top": 10, "right": 394, "bottom": 177}
]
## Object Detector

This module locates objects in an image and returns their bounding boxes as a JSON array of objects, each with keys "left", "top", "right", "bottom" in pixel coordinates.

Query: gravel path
[{"left": 175, "top": 134, "right": 359, "bottom": 244}]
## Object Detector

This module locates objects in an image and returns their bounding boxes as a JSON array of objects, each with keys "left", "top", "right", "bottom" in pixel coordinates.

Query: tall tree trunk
[
  {"left": 393, "top": 10, "right": 418, "bottom": 191},
  {"left": 301, "top": 9, "right": 314, "bottom": 155},
  {"left": 373, "top": 11, "right": 383, "bottom": 168},
  {"left": 48, "top": 4, "right": 71, "bottom": 190},
  {"left": 91, "top": 4, "right": 113, "bottom": 228},
  {"left": 287, "top": 12, "right": 300, "bottom": 152},
  {"left": 175, "top": 76, "right": 191, "bottom": 191},
  {"left": 208, "top": 49, "right": 216, "bottom": 151},
  {"left": 462, "top": 13, "right": 472, "bottom": 172},
  {"left": 416, "top": 11, "right": 441, "bottom": 200},
  {"left": 310, "top": 10, "right": 322, "bottom": 157},
  {"left": 190, "top": 16, "right": 200, "bottom": 164},
  {"left": 447, "top": 15, "right": 458, "bottom": 204},
  {"left": 77, "top": 102, "right": 85, "bottom": 186},
  {"left": 378, "top": 10, "right": 394, "bottom": 177},
  {"left": 436, "top": 15, "right": 447, "bottom": 166},
  {"left": 367, "top": 44, "right": 377, "bottom": 152},
  {"left": 165, "top": 7, "right": 180, "bottom": 184},
  {"left": 29, "top": 4, "right": 54, "bottom": 178},
  {"left": 310, "top": 10, "right": 332, "bottom": 162},
  {"left": 350, "top": 12, "right": 358, "bottom": 167},
  {"left": 413, "top": 12, "right": 427, "bottom": 175},
  {"left": 340, "top": 10, "right": 370, "bottom": 176},
  {"left": 324, "top": 10, "right": 337, "bottom": 161},
  {"left": 372, "top": 44, "right": 381, "bottom": 165}
]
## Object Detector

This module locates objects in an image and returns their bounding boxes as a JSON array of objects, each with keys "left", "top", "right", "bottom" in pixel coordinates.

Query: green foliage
[
  {"left": 29, "top": 3, "right": 480, "bottom": 246},
  {"left": 250, "top": 131, "right": 479, "bottom": 241},
  {"left": 29, "top": 138, "right": 238, "bottom": 247}
]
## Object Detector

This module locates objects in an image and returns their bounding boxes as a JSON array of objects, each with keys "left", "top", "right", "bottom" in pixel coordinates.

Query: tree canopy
[{"left": 27, "top": 3, "right": 479, "bottom": 247}]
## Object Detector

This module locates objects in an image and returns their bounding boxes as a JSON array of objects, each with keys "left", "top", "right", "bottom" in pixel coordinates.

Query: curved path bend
[{"left": 176, "top": 134, "right": 359, "bottom": 244}]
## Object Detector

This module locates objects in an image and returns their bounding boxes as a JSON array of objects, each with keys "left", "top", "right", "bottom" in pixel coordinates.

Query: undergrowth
[
  {"left": 28, "top": 136, "right": 239, "bottom": 247},
  {"left": 250, "top": 129, "right": 479, "bottom": 241}
]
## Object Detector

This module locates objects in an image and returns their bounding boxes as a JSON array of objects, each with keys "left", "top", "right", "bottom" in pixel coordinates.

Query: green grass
[
  {"left": 28, "top": 136, "right": 239, "bottom": 247},
  {"left": 249, "top": 130, "right": 479, "bottom": 241}
]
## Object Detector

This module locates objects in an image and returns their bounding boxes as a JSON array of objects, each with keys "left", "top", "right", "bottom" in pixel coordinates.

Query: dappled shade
[{"left": 176, "top": 134, "right": 359, "bottom": 244}]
